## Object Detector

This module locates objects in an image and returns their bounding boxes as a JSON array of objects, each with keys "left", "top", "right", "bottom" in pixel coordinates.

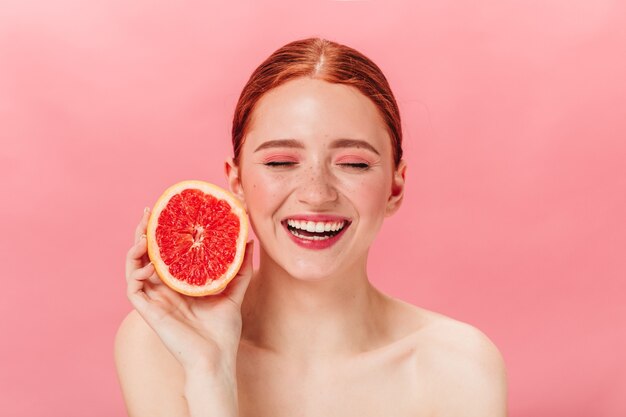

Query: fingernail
[
  {"left": 140, "top": 234, "right": 146, "bottom": 240},
  {"left": 144, "top": 207, "right": 150, "bottom": 215}
]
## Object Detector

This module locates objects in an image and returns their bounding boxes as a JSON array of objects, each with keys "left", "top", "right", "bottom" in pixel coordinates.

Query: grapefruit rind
[{"left": 146, "top": 180, "right": 249, "bottom": 297}]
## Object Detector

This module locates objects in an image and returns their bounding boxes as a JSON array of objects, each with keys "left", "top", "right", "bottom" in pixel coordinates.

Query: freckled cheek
[
  {"left": 242, "top": 173, "right": 290, "bottom": 212},
  {"left": 346, "top": 177, "right": 389, "bottom": 217}
]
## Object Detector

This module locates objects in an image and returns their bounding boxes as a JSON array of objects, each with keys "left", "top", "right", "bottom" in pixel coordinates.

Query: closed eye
[
  {"left": 339, "top": 162, "right": 370, "bottom": 170},
  {"left": 264, "top": 161, "right": 297, "bottom": 167}
]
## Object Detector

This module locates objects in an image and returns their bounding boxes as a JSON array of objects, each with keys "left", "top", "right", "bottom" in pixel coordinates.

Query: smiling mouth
[{"left": 282, "top": 219, "right": 350, "bottom": 241}]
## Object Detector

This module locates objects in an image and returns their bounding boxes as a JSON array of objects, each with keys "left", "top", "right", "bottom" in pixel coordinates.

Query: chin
[
  {"left": 282, "top": 257, "right": 355, "bottom": 282},
  {"left": 285, "top": 267, "right": 335, "bottom": 282}
]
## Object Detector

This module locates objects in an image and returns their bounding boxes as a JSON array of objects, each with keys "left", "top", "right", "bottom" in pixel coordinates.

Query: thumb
[{"left": 223, "top": 240, "right": 254, "bottom": 305}]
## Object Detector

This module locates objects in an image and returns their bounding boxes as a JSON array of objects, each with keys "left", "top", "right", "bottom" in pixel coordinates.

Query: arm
[
  {"left": 117, "top": 208, "right": 254, "bottom": 417},
  {"left": 184, "top": 365, "right": 239, "bottom": 417},
  {"left": 114, "top": 310, "right": 189, "bottom": 416},
  {"left": 114, "top": 310, "right": 240, "bottom": 417}
]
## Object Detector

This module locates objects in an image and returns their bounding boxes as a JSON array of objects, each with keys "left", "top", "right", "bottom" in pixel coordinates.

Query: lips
[{"left": 280, "top": 215, "right": 352, "bottom": 249}]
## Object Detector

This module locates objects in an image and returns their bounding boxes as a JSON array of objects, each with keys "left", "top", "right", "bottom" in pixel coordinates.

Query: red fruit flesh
[{"left": 155, "top": 189, "right": 240, "bottom": 286}]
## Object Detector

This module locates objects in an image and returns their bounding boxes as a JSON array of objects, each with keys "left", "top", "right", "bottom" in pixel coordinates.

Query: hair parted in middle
[{"left": 231, "top": 37, "right": 403, "bottom": 168}]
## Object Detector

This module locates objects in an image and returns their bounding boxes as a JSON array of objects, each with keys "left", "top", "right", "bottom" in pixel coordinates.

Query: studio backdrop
[{"left": 1, "top": 1, "right": 624, "bottom": 416}]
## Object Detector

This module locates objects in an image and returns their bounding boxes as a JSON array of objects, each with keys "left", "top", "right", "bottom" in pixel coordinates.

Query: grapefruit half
[{"left": 146, "top": 180, "right": 249, "bottom": 296}]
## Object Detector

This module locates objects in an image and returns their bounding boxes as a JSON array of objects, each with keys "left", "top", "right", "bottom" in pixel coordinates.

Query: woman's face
[{"left": 226, "top": 77, "right": 406, "bottom": 281}]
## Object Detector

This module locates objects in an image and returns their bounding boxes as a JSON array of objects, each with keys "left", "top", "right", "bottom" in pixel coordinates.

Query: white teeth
[{"left": 286, "top": 219, "right": 346, "bottom": 233}]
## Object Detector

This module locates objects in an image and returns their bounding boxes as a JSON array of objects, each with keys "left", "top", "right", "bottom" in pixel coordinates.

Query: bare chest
[{"left": 236, "top": 343, "right": 432, "bottom": 417}]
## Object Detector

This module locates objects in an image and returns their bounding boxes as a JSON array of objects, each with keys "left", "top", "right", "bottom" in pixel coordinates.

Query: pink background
[{"left": 1, "top": 1, "right": 625, "bottom": 416}]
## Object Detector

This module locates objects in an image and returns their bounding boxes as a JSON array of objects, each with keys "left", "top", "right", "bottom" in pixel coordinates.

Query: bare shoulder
[
  {"left": 114, "top": 310, "right": 187, "bottom": 417},
  {"left": 386, "top": 298, "right": 508, "bottom": 416},
  {"left": 418, "top": 308, "right": 506, "bottom": 367},
  {"left": 409, "top": 306, "right": 508, "bottom": 416}
]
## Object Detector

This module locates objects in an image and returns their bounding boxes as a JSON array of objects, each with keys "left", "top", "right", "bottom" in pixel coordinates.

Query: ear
[
  {"left": 224, "top": 157, "right": 248, "bottom": 212},
  {"left": 385, "top": 159, "right": 406, "bottom": 217}
]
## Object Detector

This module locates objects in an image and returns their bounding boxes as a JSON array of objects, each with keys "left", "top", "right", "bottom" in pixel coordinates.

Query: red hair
[{"left": 231, "top": 37, "right": 403, "bottom": 167}]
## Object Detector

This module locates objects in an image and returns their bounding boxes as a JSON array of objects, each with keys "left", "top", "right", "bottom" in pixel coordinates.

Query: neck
[{"left": 240, "top": 247, "right": 390, "bottom": 361}]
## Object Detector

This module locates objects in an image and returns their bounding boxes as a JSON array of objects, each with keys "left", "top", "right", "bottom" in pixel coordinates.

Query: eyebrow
[{"left": 254, "top": 138, "right": 380, "bottom": 155}]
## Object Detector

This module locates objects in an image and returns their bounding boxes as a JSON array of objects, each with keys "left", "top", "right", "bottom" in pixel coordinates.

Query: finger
[
  {"left": 125, "top": 234, "right": 148, "bottom": 278},
  {"left": 125, "top": 258, "right": 170, "bottom": 326},
  {"left": 138, "top": 264, "right": 162, "bottom": 286},
  {"left": 129, "top": 261, "right": 155, "bottom": 282},
  {"left": 127, "top": 282, "right": 151, "bottom": 313},
  {"left": 223, "top": 240, "right": 254, "bottom": 305},
  {"left": 134, "top": 207, "right": 151, "bottom": 244},
  {"left": 126, "top": 262, "right": 162, "bottom": 312},
  {"left": 127, "top": 281, "right": 166, "bottom": 325},
  {"left": 127, "top": 263, "right": 150, "bottom": 308}
]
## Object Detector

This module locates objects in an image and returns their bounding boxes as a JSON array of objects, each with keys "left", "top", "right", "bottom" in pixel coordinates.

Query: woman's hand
[{"left": 124, "top": 207, "right": 254, "bottom": 375}]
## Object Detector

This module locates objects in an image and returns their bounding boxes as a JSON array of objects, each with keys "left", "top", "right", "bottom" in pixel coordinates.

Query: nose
[{"left": 295, "top": 164, "right": 339, "bottom": 208}]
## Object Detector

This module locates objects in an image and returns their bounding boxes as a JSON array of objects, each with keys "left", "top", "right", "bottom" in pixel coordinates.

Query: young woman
[{"left": 116, "top": 37, "right": 508, "bottom": 417}]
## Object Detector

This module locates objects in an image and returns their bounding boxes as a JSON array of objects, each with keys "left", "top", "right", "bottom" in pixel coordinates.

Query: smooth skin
[{"left": 116, "top": 77, "right": 508, "bottom": 417}]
